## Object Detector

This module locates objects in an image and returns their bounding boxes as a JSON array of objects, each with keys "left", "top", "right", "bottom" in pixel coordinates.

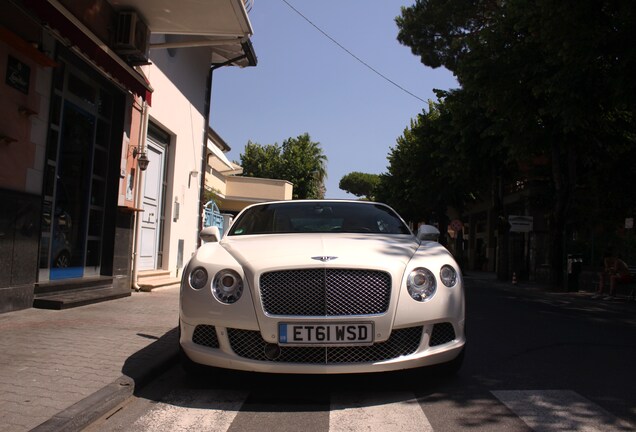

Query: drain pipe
[
  {"left": 131, "top": 99, "right": 150, "bottom": 291},
  {"left": 197, "top": 40, "right": 257, "bottom": 247}
]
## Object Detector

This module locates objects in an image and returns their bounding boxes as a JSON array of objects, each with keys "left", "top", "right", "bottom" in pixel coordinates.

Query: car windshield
[{"left": 228, "top": 202, "right": 412, "bottom": 236}]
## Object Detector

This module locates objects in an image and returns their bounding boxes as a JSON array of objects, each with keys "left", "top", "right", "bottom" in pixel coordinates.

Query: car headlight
[
  {"left": 212, "top": 269, "right": 243, "bottom": 304},
  {"left": 407, "top": 267, "right": 436, "bottom": 301},
  {"left": 440, "top": 265, "right": 458, "bottom": 287},
  {"left": 189, "top": 267, "right": 208, "bottom": 290}
]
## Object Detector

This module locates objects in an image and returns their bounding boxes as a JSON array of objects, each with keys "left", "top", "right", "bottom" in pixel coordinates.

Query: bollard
[{"left": 512, "top": 272, "right": 517, "bottom": 285}]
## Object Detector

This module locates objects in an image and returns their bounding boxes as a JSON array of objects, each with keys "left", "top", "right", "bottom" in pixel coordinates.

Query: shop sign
[
  {"left": 509, "top": 215, "right": 533, "bottom": 233},
  {"left": 6, "top": 55, "right": 30, "bottom": 94}
]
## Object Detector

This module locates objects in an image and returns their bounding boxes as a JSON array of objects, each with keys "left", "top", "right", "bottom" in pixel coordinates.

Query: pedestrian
[{"left": 593, "top": 250, "right": 632, "bottom": 300}]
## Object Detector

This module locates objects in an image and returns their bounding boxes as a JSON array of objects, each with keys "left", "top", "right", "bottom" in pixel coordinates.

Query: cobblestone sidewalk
[{"left": 0, "top": 287, "right": 179, "bottom": 432}]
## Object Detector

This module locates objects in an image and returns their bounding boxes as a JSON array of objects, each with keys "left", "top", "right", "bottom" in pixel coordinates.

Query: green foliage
[
  {"left": 240, "top": 141, "right": 283, "bottom": 179},
  {"left": 396, "top": 0, "right": 636, "bottom": 285},
  {"left": 202, "top": 187, "right": 220, "bottom": 205},
  {"left": 239, "top": 133, "right": 328, "bottom": 200},
  {"left": 377, "top": 95, "right": 508, "bottom": 224},
  {"left": 339, "top": 172, "right": 380, "bottom": 200}
]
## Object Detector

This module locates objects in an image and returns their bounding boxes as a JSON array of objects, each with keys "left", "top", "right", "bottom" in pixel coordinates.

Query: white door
[{"left": 139, "top": 140, "right": 165, "bottom": 270}]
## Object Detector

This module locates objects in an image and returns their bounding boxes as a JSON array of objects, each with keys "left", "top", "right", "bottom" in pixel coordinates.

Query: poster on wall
[
  {"left": 118, "top": 131, "right": 138, "bottom": 209},
  {"left": 6, "top": 55, "right": 30, "bottom": 94}
]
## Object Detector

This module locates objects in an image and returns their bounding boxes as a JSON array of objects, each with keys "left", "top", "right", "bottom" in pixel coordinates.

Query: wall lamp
[{"left": 130, "top": 146, "right": 150, "bottom": 171}]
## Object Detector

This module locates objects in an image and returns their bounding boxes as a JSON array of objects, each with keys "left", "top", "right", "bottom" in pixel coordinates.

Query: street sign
[{"left": 509, "top": 215, "right": 533, "bottom": 233}]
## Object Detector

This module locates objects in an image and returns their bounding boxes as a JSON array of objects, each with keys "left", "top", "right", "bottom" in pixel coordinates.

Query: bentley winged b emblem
[{"left": 311, "top": 256, "right": 338, "bottom": 262}]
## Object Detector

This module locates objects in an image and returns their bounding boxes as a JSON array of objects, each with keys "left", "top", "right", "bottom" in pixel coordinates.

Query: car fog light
[
  {"left": 263, "top": 343, "right": 281, "bottom": 360},
  {"left": 189, "top": 267, "right": 208, "bottom": 290},
  {"left": 407, "top": 267, "right": 436, "bottom": 301},
  {"left": 440, "top": 265, "right": 458, "bottom": 287},
  {"left": 213, "top": 269, "right": 243, "bottom": 304}
]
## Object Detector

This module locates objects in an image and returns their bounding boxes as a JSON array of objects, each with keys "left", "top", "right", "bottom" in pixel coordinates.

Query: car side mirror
[
  {"left": 417, "top": 224, "right": 440, "bottom": 242},
  {"left": 200, "top": 226, "right": 221, "bottom": 243}
]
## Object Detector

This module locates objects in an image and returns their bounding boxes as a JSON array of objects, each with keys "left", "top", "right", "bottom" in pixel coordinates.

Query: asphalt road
[{"left": 86, "top": 278, "right": 636, "bottom": 432}]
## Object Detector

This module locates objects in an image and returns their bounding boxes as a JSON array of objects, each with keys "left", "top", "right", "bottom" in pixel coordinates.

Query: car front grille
[
  {"left": 192, "top": 325, "right": 220, "bottom": 348},
  {"left": 227, "top": 326, "right": 423, "bottom": 364},
  {"left": 429, "top": 322, "right": 456, "bottom": 346},
  {"left": 260, "top": 269, "right": 391, "bottom": 316}
]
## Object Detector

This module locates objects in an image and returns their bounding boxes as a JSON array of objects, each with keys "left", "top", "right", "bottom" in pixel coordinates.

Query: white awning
[{"left": 108, "top": 0, "right": 256, "bottom": 67}]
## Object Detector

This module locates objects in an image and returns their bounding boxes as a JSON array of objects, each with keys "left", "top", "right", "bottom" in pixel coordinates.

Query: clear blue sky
[{"left": 210, "top": 0, "right": 457, "bottom": 199}]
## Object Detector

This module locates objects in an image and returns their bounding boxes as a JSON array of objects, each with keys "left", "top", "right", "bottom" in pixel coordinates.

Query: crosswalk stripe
[
  {"left": 330, "top": 391, "right": 434, "bottom": 432},
  {"left": 119, "top": 388, "right": 633, "bottom": 432},
  {"left": 131, "top": 389, "right": 248, "bottom": 432},
  {"left": 492, "top": 390, "right": 634, "bottom": 432}
]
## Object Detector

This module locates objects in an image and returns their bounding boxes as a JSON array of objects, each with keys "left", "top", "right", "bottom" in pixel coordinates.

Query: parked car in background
[{"left": 179, "top": 200, "right": 465, "bottom": 375}]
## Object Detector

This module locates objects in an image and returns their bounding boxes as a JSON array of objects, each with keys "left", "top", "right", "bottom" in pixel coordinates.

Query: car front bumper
[{"left": 179, "top": 318, "right": 465, "bottom": 374}]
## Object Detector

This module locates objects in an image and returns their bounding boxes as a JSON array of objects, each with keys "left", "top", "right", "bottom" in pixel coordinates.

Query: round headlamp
[
  {"left": 212, "top": 269, "right": 243, "bottom": 304},
  {"left": 407, "top": 267, "right": 436, "bottom": 302},
  {"left": 440, "top": 265, "right": 458, "bottom": 287},
  {"left": 189, "top": 267, "right": 208, "bottom": 290}
]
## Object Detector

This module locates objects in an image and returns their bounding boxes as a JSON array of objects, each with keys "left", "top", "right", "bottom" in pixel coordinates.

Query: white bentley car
[{"left": 179, "top": 200, "right": 465, "bottom": 374}]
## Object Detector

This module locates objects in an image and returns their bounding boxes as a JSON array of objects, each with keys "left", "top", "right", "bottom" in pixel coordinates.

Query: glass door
[
  {"left": 39, "top": 58, "right": 114, "bottom": 281},
  {"left": 49, "top": 100, "right": 94, "bottom": 279}
]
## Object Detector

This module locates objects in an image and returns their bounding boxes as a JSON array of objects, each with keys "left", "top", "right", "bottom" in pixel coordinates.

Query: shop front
[
  {"left": 38, "top": 53, "right": 125, "bottom": 283},
  {"left": 0, "top": 0, "right": 151, "bottom": 312}
]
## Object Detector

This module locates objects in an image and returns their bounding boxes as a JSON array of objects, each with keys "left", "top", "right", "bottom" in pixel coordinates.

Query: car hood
[{"left": 219, "top": 233, "right": 420, "bottom": 272}]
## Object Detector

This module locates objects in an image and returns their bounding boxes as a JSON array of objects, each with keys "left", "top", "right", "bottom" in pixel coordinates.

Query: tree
[
  {"left": 240, "top": 133, "right": 328, "bottom": 199},
  {"left": 376, "top": 95, "right": 504, "bottom": 246},
  {"left": 339, "top": 172, "right": 380, "bottom": 200},
  {"left": 202, "top": 187, "right": 220, "bottom": 205},
  {"left": 239, "top": 141, "right": 283, "bottom": 180},
  {"left": 397, "top": 0, "right": 636, "bottom": 286},
  {"left": 280, "top": 134, "right": 328, "bottom": 199}
]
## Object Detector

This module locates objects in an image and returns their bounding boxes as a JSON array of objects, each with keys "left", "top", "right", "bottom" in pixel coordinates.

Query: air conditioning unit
[{"left": 114, "top": 11, "right": 150, "bottom": 65}]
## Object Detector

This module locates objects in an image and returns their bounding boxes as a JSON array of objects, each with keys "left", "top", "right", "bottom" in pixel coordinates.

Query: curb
[{"left": 30, "top": 341, "right": 179, "bottom": 432}]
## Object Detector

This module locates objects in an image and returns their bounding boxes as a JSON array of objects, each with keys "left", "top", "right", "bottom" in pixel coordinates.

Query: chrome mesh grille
[
  {"left": 192, "top": 325, "right": 220, "bottom": 348},
  {"left": 429, "top": 322, "right": 456, "bottom": 346},
  {"left": 227, "top": 327, "right": 422, "bottom": 364},
  {"left": 260, "top": 269, "right": 391, "bottom": 316}
]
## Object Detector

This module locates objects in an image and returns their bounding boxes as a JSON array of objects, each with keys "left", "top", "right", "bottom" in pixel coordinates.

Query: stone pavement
[
  {"left": 0, "top": 286, "right": 179, "bottom": 432},
  {"left": 1, "top": 273, "right": 634, "bottom": 432}
]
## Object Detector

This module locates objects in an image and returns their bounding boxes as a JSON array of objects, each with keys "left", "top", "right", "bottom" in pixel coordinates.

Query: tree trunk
[
  {"left": 548, "top": 138, "right": 577, "bottom": 289},
  {"left": 491, "top": 168, "right": 509, "bottom": 281}
]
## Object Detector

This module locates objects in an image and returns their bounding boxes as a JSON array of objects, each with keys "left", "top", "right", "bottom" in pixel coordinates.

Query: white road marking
[
  {"left": 492, "top": 390, "right": 634, "bottom": 432},
  {"left": 330, "top": 391, "right": 434, "bottom": 432},
  {"left": 122, "top": 388, "right": 633, "bottom": 432},
  {"left": 131, "top": 389, "right": 248, "bottom": 432}
]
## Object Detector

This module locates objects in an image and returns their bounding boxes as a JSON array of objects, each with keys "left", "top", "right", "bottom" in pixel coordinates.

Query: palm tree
[{"left": 281, "top": 133, "right": 327, "bottom": 199}]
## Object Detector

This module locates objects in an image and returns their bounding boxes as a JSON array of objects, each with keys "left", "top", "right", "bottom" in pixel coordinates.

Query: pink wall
[{"left": 0, "top": 37, "right": 45, "bottom": 192}]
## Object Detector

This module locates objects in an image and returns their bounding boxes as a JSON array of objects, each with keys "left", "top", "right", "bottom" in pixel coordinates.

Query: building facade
[
  {"left": 205, "top": 128, "right": 293, "bottom": 217},
  {"left": 0, "top": 0, "right": 256, "bottom": 313}
]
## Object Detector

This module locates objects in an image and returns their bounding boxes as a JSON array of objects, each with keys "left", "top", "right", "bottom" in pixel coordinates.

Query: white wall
[{"left": 142, "top": 41, "right": 211, "bottom": 272}]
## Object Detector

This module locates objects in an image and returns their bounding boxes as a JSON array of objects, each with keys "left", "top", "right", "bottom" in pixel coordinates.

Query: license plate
[{"left": 279, "top": 322, "right": 374, "bottom": 345}]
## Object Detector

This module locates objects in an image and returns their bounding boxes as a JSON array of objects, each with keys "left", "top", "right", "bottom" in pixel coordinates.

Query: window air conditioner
[{"left": 114, "top": 11, "right": 150, "bottom": 65}]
